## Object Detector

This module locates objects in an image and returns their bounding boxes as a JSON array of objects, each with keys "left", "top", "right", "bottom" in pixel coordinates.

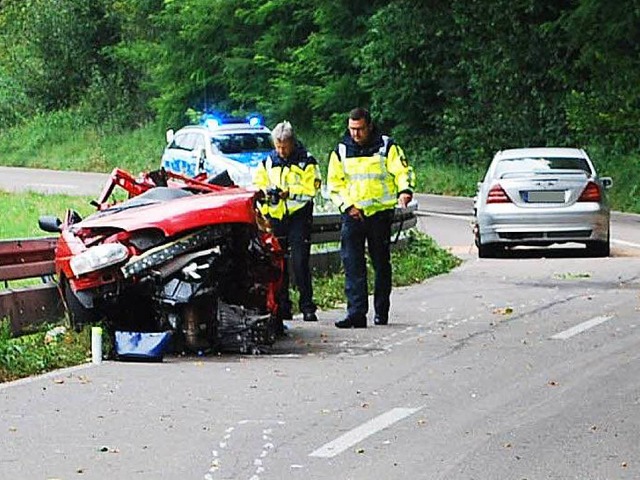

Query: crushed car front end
[{"left": 48, "top": 169, "right": 284, "bottom": 354}]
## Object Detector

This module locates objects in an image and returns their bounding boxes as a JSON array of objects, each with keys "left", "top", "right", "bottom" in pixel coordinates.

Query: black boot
[
  {"left": 335, "top": 316, "right": 366, "bottom": 329},
  {"left": 303, "top": 312, "right": 318, "bottom": 322},
  {"left": 374, "top": 314, "right": 388, "bottom": 326}
]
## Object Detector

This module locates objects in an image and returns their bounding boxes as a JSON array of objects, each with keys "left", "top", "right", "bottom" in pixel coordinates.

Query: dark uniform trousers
[
  {"left": 340, "top": 208, "right": 393, "bottom": 321},
  {"left": 269, "top": 202, "right": 316, "bottom": 317}
]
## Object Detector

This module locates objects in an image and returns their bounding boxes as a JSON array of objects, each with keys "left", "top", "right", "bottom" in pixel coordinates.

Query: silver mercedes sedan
[{"left": 473, "top": 147, "right": 612, "bottom": 258}]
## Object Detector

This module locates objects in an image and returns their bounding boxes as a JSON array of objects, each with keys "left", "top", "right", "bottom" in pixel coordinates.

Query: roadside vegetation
[
  {"left": 0, "top": 115, "right": 632, "bottom": 210},
  {"left": 0, "top": 191, "right": 95, "bottom": 239},
  {"left": 0, "top": 320, "right": 93, "bottom": 383},
  {"left": 0, "top": 1, "right": 638, "bottom": 208},
  {"left": 0, "top": 113, "right": 162, "bottom": 175}
]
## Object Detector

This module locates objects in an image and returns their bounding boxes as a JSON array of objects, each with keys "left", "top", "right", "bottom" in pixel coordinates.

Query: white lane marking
[
  {"left": 417, "top": 211, "right": 474, "bottom": 221},
  {"left": 611, "top": 238, "right": 640, "bottom": 250},
  {"left": 421, "top": 212, "right": 640, "bottom": 251},
  {"left": 26, "top": 183, "right": 79, "bottom": 190},
  {"left": 309, "top": 407, "right": 422, "bottom": 458},
  {"left": 204, "top": 421, "right": 283, "bottom": 480},
  {"left": 551, "top": 315, "right": 614, "bottom": 340}
]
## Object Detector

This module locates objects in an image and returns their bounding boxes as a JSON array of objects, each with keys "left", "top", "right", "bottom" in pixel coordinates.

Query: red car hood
[{"left": 76, "top": 190, "right": 258, "bottom": 236}]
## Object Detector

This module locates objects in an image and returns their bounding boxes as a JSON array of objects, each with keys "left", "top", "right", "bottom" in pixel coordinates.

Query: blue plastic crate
[{"left": 115, "top": 331, "right": 172, "bottom": 361}]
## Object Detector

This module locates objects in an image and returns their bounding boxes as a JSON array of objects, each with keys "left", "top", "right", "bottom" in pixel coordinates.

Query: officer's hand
[
  {"left": 280, "top": 189, "right": 290, "bottom": 200},
  {"left": 347, "top": 206, "right": 364, "bottom": 221},
  {"left": 398, "top": 193, "right": 412, "bottom": 208}
]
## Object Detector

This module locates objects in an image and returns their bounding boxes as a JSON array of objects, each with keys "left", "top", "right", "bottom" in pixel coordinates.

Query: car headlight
[{"left": 70, "top": 243, "right": 129, "bottom": 277}]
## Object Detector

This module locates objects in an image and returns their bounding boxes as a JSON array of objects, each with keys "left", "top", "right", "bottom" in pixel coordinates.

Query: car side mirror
[
  {"left": 165, "top": 129, "right": 174, "bottom": 145},
  {"left": 601, "top": 177, "right": 613, "bottom": 189},
  {"left": 39, "top": 215, "right": 62, "bottom": 233}
]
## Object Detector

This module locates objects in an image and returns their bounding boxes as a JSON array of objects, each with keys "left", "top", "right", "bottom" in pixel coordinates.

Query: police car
[{"left": 161, "top": 114, "right": 272, "bottom": 187}]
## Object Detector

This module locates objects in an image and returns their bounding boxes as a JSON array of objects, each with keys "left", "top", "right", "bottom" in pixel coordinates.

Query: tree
[
  {"left": 268, "top": 0, "right": 385, "bottom": 130},
  {"left": 20, "top": 0, "right": 119, "bottom": 109},
  {"left": 551, "top": 0, "right": 640, "bottom": 151},
  {"left": 359, "top": 1, "right": 455, "bottom": 138}
]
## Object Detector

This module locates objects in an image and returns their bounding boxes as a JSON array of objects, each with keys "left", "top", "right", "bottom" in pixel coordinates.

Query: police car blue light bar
[
  {"left": 247, "top": 114, "right": 263, "bottom": 126},
  {"left": 201, "top": 112, "right": 223, "bottom": 128},
  {"left": 204, "top": 117, "right": 221, "bottom": 128},
  {"left": 200, "top": 112, "right": 265, "bottom": 129}
]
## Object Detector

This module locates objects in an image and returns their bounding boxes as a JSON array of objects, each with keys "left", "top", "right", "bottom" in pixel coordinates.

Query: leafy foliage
[
  {"left": 1, "top": 0, "right": 640, "bottom": 171},
  {"left": 551, "top": 0, "right": 640, "bottom": 152}
]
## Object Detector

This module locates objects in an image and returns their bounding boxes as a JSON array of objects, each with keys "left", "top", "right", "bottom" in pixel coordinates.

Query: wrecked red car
[{"left": 39, "top": 168, "right": 284, "bottom": 355}]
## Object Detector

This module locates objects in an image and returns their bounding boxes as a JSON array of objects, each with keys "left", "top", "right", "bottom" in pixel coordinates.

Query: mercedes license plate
[{"left": 525, "top": 190, "right": 565, "bottom": 203}]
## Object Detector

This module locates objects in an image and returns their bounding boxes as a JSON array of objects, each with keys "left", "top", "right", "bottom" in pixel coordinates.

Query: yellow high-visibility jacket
[
  {"left": 327, "top": 132, "right": 415, "bottom": 217},
  {"left": 253, "top": 144, "right": 322, "bottom": 220}
]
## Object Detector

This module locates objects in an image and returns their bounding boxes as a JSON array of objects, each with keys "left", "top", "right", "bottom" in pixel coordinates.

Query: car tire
[
  {"left": 476, "top": 230, "right": 502, "bottom": 258},
  {"left": 61, "top": 277, "right": 99, "bottom": 331},
  {"left": 586, "top": 239, "right": 610, "bottom": 257},
  {"left": 477, "top": 242, "right": 503, "bottom": 258}
]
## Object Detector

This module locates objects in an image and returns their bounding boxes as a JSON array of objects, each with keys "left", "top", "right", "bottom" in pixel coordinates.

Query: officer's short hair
[
  {"left": 272, "top": 121, "right": 295, "bottom": 143},
  {"left": 349, "top": 107, "right": 372, "bottom": 125}
]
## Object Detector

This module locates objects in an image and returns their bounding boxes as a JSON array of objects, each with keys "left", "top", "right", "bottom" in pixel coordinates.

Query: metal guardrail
[
  {"left": 0, "top": 237, "right": 63, "bottom": 335},
  {"left": 308, "top": 206, "right": 417, "bottom": 273},
  {"left": 0, "top": 207, "right": 416, "bottom": 335}
]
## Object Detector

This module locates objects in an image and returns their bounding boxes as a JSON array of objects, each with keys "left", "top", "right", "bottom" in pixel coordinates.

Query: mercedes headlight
[{"left": 70, "top": 243, "right": 129, "bottom": 277}]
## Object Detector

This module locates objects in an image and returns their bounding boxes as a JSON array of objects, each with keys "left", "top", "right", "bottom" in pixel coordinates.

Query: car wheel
[
  {"left": 478, "top": 242, "right": 503, "bottom": 258},
  {"left": 475, "top": 230, "right": 502, "bottom": 258},
  {"left": 586, "top": 239, "right": 610, "bottom": 257},
  {"left": 61, "top": 277, "right": 98, "bottom": 331}
]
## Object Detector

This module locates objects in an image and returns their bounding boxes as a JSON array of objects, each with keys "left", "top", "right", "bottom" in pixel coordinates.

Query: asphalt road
[
  {"left": 0, "top": 166, "right": 110, "bottom": 196},
  {"left": 2, "top": 170, "right": 640, "bottom": 479}
]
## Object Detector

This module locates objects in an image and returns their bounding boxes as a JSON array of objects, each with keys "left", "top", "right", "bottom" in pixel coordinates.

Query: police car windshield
[{"left": 212, "top": 133, "right": 273, "bottom": 154}]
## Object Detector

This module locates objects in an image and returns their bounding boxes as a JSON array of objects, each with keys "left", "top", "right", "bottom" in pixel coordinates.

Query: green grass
[
  {"left": 0, "top": 112, "right": 163, "bottom": 174},
  {"left": 414, "top": 159, "right": 484, "bottom": 197},
  {"left": 0, "top": 113, "right": 484, "bottom": 200},
  {"left": 0, "top": 191, "right": 95, "bottom": 239},
  {"left": 291, "top": 229, "right": 461, "bottom": 311},
  {"left": 0, "top": 320, "right": 93, "bottom": 383},
  {"left": 0, "top": 190, "right": 96, "bottom": 383},
  {"left": 391, "top": 229, "right": 462, "bottom": 283}
]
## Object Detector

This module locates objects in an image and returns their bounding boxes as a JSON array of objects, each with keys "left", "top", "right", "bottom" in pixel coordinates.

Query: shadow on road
[
  {"left": 477, "top": 245, "right": 634, "bottom": 259},
  {"left": 160, "top": 319, "right": 403, "bottom": 363}
]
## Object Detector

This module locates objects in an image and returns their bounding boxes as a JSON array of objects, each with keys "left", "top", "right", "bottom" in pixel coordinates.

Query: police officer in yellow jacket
[
  {"left": 327, "top": 108, "right": 415, "bottom": 328},
  {"left": 254, "top": 121, "right": 321, "bottom": 323}
]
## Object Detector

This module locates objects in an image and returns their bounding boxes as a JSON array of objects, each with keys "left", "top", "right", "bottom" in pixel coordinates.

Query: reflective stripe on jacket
[
  {"left": 253, "top": 144, "right": 321, "bottom": 220},
  {"left": 327, "top": 133, "right": 415, "bottom": 217}
]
